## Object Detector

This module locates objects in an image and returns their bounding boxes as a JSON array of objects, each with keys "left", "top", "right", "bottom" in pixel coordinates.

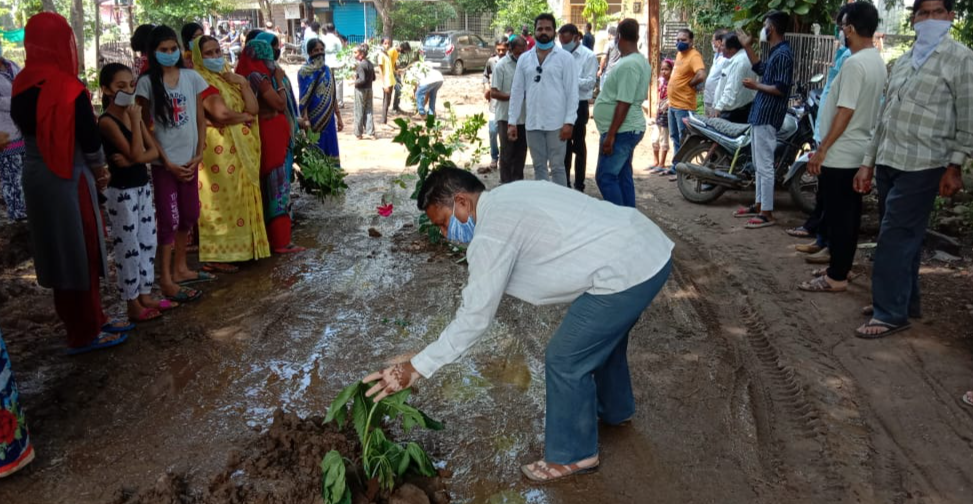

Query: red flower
[
  {"left": 377, "top": 203, "right": 394, "bottom": 217},
  {"left": 735, "top": 5, "right": 742, "bottom": 10},
  {"left": 0, "top": 408, "right": 17, "bottom": 444}
]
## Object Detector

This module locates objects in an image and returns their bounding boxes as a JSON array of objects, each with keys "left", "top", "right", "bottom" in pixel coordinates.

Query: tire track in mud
[{"left": 639, "top": 189, "right": 857, "bottom": 501}]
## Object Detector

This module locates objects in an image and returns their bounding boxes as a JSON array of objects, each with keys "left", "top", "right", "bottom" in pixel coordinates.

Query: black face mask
[
  {"left": 273, "top": 48, "right": 281, "bottom": 61},
  {"left": 536, "top": 33, "right": 553, "bottom": 44}
]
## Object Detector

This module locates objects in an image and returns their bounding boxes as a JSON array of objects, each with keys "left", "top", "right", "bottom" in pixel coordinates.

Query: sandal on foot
[
  {"left": 131, "top": 308, "right": 162, "bottom": 323},
  {"left": 521, "top": 458, "right": 599, "bottom": 482},
  {"left": 745, "top": 215, "right": 776, "bottom": 229},
  {"left": 157, "top": 299, "right": 179, "bottom": 312},
  {"left": 67, "top": 332, "right": 128, "bottom": 356},
  {"left": 786, "top": 226, "right": 813, "bottom": 238},
  {"left": 854, "top": 319, "right": 911, "bottom": 339},
  {"left": 166, "top": 287, "right": 202, "bottom": 303},
  {"left": 962, "top": 391, "right": 973, "bottom": 407},
  {"left": 274, "top": 244, "right": 307, "bottom": 254},
  {"left": 733, "top": 205, "right": 759, "bottom": 218},
  {"left": 102, "top": 319, "right": 135, "bottom": 334},
  {"left": 798, "top": 275, "right": 847, "bottom": 293},
  {"left": 202, "top": 262, "right": 240, "bottom": 274},
  {"left": 812, "top": 268, "right": 860, "bottom": 282},
  {"left": 177, "top": 271, "right": 216, "bottom": 286}
]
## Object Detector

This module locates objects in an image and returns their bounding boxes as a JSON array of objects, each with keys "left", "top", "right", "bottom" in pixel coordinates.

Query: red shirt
[{"left": 525, "top": 35, "right": 535, "bottom": 50}]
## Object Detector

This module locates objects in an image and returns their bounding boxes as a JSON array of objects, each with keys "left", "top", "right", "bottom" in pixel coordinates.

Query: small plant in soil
[
  {"left": 294, "top": 130, "right": 348, "bottom": 199},
  {"left": 321, "top": 381, "right": 444, "bottom": 504}
]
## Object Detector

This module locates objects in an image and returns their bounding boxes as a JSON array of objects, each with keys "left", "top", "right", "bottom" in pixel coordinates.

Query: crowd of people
[{"left": 1, "top": 0, "right": 972, "bottom": 483}]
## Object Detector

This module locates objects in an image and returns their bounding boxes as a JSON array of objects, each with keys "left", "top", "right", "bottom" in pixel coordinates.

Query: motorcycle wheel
[
  {"left": 788, "top": 164, "right": 818, "bottom": 215},
  {"left": 675, "top": 140, "right": 728, "bottom": 204}
]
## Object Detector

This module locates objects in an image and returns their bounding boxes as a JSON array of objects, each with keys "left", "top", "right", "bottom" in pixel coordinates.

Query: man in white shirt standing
[
  {"left": 492, "top": 36, "right": 529, "bottom": 182},
  {"left": 710, "top": 34, "right": 757, "bottom": 123},
  {"left": 508, "top": 13, "right": 579, "bottom": 186},
  {"left": 363, "top": 167, "right": 674, "bottom": 483},
  {"left": 558, "top": 23, "right": 598, "bottom": 192},
  {"left": 703, "top": 29, "right": 729, "bottom": 117},
  {"left": 322, "top": 23, "right": 344, "bottom": 108}
]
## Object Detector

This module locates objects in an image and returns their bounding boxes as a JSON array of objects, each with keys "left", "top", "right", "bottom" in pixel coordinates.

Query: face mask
[
  {"left": 676, "top": 41, "right": 690, "bottom": 52},
  {"left": 156, "top": 50, "right": 181, "bottom": 67},
  {"left": 536, "top": 39, "right": 554, "bottom": 50},
  {"left": 446, "top": 201, "right": 475, "bottom": 244},
  {"left": 188, "top": 40, "right": 195, "bottom": 51},
  {"left": 112, "top": 90, "right": 135, "bottom": 107},
  {"left": 202, "top": 56, "right": 225, "bottom": 72},
  {"left": 759, "top": 27, "right": 769, "bottom": 43},
  {"left": 912, "top": 19, "right": 952, "bottom": 69},
  {"left": 561, "top": 40, "right": 577, "bottom": 53}
]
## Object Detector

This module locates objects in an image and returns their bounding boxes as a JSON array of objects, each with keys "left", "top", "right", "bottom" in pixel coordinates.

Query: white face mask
[
  {"left": 112, "top": 90, "right": 136, "bottom": 107},
  {"left": 759, "top": 27, "right": 769, "bottom": 43},
  {"left": 912, "top": 19, "right": 952, "bottom": 69}
]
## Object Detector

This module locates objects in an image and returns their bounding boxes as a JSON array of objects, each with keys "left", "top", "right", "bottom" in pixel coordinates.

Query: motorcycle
[
  {"left": 280, "top": 42, "right": 306, "bottom": 65},
  {"left": 673, "top": 74, "right": 824, "bottom": 213}
]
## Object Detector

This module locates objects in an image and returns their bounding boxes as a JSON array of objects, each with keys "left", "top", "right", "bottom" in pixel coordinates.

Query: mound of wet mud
[{"left": 111, "top": 409, "right": 449, "bottom": 504}]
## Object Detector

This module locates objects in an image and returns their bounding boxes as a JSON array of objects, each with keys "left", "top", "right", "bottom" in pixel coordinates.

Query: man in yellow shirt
[
  {"left": 663, "top": 28, "right": 706, "bottom": 175},
  {"left": 379, "top": 37, "right": 397, "bottom": 125}
]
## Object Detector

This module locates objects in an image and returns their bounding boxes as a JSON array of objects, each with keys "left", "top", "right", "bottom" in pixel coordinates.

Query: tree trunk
[
  {"left": 94, "top": 0, "right": 101, "bottom": 72},
  {"left": 71, "top": 0, "right": 86, "bottom": 73},
  {"left": 373, "top": 0, "right": 393, "bottom": 40},
  {"left": 41, "top": 0, "right": 57, "bottom": 11}
]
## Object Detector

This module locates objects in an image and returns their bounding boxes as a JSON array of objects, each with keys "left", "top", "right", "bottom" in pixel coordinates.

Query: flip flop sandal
[
  {"left": 745, "top": 215, "right": 776, "bottom": 229},
  {"left": 177, "top": 271, "right": 217, "bottom": 286},
  {"left": 854, "top": 320, "right": 911, "bottom": 339},
  {"left": 157, "top": 299, "right": 179, "bottom": 312},
  {"left": 733, "top": 205, "right": 759, "bottom": 218},
  {"left": 786, "top": 226, "right": 813, "bottom": 238},
  {"left": 67, "top": 332, "right": 128, "bottom": 356},
  {"left": 102, "top": 319, "right": 135, "bottom": 334},
  {"left": 798, "top": 276, "right": 847, "bottom": 293},
  {"left": 166, "top": 287, "right": 203, "bottom": 303},
  {"left": 962, "top": 391, "right": 973, "bottom": 407},
  {"left": 812, "top": 268, "right": 860, "bottom": 282},
  {"left": 131, "top": 308, "right": 162, "bottom": 323},
  {"left": 202, "top": 262, "right": 240, "bottom": 274},
  {"left": 521, "top": 459, "right": 599, "bottom": 483}
]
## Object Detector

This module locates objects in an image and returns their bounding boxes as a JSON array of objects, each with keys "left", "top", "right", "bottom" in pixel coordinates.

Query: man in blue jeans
[
  {"left": 664, "top": 28, "right": 706, "bottom": 175},
  {"left": 362, "top": 167, "right": 674, "bottom": 483},
  {"left": 854, "top": 0, "right": 971, "bottom": 338},
  {"left": 593, "top": 18, "right": 651, "bottom": 207}
]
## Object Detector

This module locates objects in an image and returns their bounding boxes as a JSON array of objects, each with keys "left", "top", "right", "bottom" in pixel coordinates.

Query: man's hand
[
  {"left": 483, "top": 89, "right": 491, "bottom": 102},
  {"left": 807, "top": 149, "right": 825, "bottom": 176},
  {"left": 385, "top": 86, "right": 392, "bottom": 94},
  {"left": 559, "top": 124, "right": 573, "bottom": 141},
  {"left": 736, "top": 30, "right": 754, "bottom": 47},
  {"left": 600, "top": 133, "right": 615, "bottom": 156},
  {"left": 742, "top": 78, "right": 758, "bottom": 90},
  {"left": 708, "top": 109, "right": 721, "bottom": 119},
  {"left": 363, "top": 359, "right": 421, "bottom": 403},
  {"left": 507, "top": 124, "right": 518, "bottom": 141},
  {"left": 940, "top": 165, "right": 965, "bottom": 197},
  {"left": 854, "top": 165, "right": 874, "bottom": 194}
]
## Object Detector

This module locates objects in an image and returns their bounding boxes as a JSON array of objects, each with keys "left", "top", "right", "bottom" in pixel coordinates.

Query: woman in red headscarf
[{"left": 11, "top": 13, "right": 130, "bottom": 355}]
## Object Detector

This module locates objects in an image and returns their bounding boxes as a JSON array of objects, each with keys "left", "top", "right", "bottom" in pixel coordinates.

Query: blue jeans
[
  {"left": 595, "top": 130, "right": 644, "bottom": 207},
  {"left": 544, "top": 259, "right": 672, "bottom": 464},
  {"left": 872, "top": 165, "right": 944, "bottom": 325},
  {"left": 488, "top": 119, "right": 499, "bottom": 161},
  {"left": 416, "top": 80, "right": 444, "bottom": 116},
  {"left": 667, "top": 107, "right": 692, "bottom": 168}
]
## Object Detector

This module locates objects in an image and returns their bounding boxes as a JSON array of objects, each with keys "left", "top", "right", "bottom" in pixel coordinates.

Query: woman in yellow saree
[{"left": 191, "top": 35, "right": 271, "bottom": 265}]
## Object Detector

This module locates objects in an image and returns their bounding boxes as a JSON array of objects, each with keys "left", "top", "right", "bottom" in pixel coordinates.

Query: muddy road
[{"left": 0, "top": 74, "right": 971, "bottom": 504}]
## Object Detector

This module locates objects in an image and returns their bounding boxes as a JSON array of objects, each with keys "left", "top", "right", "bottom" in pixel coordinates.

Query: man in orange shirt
[{"left": 663, "top": 28, "right": 706, "bottom": 176}]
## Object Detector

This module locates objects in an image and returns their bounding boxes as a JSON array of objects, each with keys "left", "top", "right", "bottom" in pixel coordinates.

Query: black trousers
[
  {"left": 820, "top": 167, "right": 862, "bottom": 281},
  {"left": 719, "top": 103, "right": 752, "bottom": 124},
  {"left": 392, "top": 75, "right": 402, "bottom": 111},
  {"left": 498, "top": 120, "right": 527, "bottom": 183},
  {"left": 802, "top": 178, "right": 826, "bottom": 239},
  {"left": 381, "top": 87, "right": 392, "bottom": 124},
  {"left": 564, "top": 101, "right": 589, "bottom": 190}
]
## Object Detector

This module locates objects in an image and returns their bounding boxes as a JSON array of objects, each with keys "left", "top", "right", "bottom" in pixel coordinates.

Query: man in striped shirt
[{"left": 735, "top": 11, "right": 794, "bottom": 229}]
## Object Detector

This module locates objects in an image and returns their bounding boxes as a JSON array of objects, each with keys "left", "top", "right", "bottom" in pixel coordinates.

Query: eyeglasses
[{"left": 534, "top": 65, "right": 542, "bottom": 83}]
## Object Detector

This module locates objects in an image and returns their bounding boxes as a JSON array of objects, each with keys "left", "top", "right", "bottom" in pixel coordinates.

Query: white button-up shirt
[
  {"left": 508, "top": 46, "right": 579, "bottom": 131},
  {"left": 703, "top": 53, "right": 727, "bottom": 106},
  {"left": 714, "top": 50, "right": 757, "bottom": 113},
  {"left": 411, "top": 181, "right": 675, "bottom": 378},
  {"left": 569, "top": 43, "right": 599, "bottom": 101}
]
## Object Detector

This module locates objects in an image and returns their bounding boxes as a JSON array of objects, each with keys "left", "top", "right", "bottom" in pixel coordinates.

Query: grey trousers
[
  {"left": 526, "top": 129, "right": 567, "bottom": 185},
  {"left": 354, "top": 87, "right": 374, "bottom": 137},
  {"left": 751, "top": 124, "right": 777, "bottom": 211}
]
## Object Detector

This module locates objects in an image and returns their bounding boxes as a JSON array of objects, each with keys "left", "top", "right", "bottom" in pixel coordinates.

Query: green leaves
[
  {"left": 324, "top": 381, "right": 363, "bottom": 427},
  {"left": 294, "top": 131, "right": 348, "bottom": 200},
  {"left": 321, "top": 450, "right": 352, "bottom": 504}
]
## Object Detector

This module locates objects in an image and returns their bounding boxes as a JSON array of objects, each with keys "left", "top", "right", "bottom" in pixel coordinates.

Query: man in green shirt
[{"left": 593, "top": 18, "right": 651, "bottom": 207}]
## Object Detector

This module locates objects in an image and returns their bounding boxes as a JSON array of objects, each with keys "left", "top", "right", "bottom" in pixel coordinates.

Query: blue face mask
[
  {"left": 536, "top": 39, "right": 555, "bottom": 50},
  {"left": 155, "top": 50, "right": 181, "bottom": 67},
  {"left": 561, "top": 40, "right": 577, "bottom": 53},
  {"left": 202, "top": 56, "right": 226, "bottom": 73},
  {"left": 676, "top": 41, "right": 690, "bottom": 52},
  {"left": 446, "top": 201, "right": 475, "bottom": 244}
]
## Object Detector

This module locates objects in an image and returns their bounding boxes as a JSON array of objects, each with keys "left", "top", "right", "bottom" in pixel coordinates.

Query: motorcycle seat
[{"left": 699, "top": 116, "right": 751, "bottom": 138}]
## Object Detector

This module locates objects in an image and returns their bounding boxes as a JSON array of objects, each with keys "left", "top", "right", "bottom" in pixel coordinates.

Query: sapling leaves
[
  {"left": 405, "top": 442, "right": 436, "bottom": 477},
  {"left": 324, "top": 381, "right": 363, "bottom": 427},
  {"left": 321, "top": 450, "right": 352, "bottom": 504}
]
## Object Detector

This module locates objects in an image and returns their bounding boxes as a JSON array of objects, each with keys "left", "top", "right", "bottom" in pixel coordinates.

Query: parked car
[{"left": 420, "top": 30, "right": 494, "bottom": 75}]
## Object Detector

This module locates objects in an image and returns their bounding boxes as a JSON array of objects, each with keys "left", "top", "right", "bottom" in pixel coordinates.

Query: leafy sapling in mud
[{"left": 321, "top": 381, "right": 443, "bottom": 502}]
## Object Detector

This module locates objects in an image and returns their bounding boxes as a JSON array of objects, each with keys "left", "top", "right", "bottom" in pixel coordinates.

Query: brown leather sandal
[{"left": 521, "top": 457, "right": 599, "bottom": 482}]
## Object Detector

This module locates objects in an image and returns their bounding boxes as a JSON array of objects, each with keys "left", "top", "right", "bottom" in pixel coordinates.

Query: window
[{"left": 423, "top": 34, "right": 449, "bottom": 47}]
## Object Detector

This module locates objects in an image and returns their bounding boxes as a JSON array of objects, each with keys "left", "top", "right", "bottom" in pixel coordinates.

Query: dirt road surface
[{"left": 1, "top": 73, "right": 971, "bottom": 504}]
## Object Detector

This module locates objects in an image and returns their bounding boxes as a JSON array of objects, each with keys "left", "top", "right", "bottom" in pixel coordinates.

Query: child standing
[
  {"left": 135, "top": 25, "right": 211, "bottom": 303},
  {"left": 648, "top": 59, "right": 673, "bottom": 173},
  {"left": 98, "top": 63, "right": 178, "bottom": 322}
]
